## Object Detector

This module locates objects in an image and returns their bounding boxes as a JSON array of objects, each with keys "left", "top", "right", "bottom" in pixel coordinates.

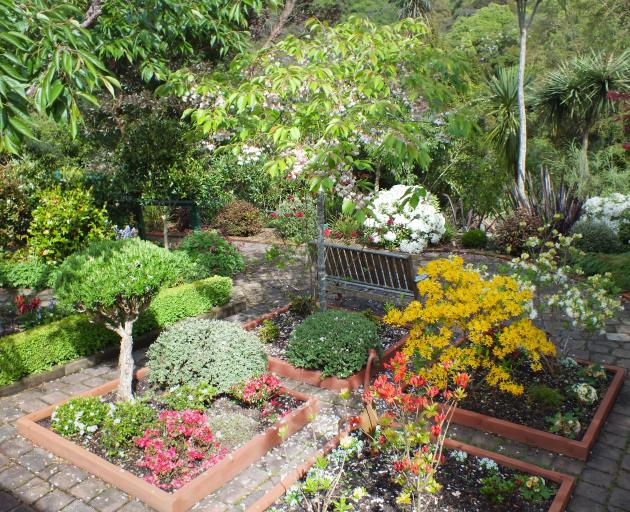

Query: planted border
[
  {"left": 245, "top": 428, "right": 576, "bottom": 512},
  {"left": 243, "top": 305, "right": 408, "bottom": 391},
  {"left": 16, "top": 367, "right": 319, "bottom": 512},
  {"left": 449, "top": 361, "right": 626, "bottom": 461}
]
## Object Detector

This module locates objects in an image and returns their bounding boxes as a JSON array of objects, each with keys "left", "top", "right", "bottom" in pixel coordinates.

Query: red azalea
[
  {"left": 408, "top": 374, "right": 426, "bottom": 388},
  {"left": 434, "top": 413, "right": 446, "bottom": 424},
  {"left": 324, "top": 228, "right": 331, "bottom": 237},
  {"left": 269, "top": 212, "right": 278, "bottom": 218},
  {"left": 427, "top": 386, "right": 440, "bottom": 398},
  {"left": 387, "top": 217, "right": 394, "bottom": 226},
  {"left": 455, "top": 373, "right": 470, "bottom": 389},
  {"left": 349, "top": 416, "right": 361, "bottom": 429},
  {"left": 431, "top": 424, "right": 442, "bottom": 436},
  {"left": 295, "top": 212, "right": 305, "bottom": 218}
]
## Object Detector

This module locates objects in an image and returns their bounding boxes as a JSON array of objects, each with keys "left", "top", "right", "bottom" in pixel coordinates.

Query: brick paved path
[{"left": 1, "top": 247, "right": 629, "bottom": 512}]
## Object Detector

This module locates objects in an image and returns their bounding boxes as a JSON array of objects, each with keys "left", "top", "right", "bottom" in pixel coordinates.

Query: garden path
[{"left": 0, "top": 245, "right": 629, "bottom": 512}]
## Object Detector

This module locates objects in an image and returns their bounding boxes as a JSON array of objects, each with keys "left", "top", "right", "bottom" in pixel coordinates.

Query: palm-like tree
[
  {"left": 535, "top": 50, "right": 630, "bottom": 181},
  {"left": 397, "top": 0, "right": 431, "bottom": 18}
]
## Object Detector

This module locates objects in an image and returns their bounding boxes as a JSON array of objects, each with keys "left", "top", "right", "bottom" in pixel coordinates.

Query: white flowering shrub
[
  {"left": 363, "top": 185, "right": 446, "bottom": 253},
  {"left": 477, "top": 457, "right": 499, "bottom": 472},
  {"left": 571, "top": 383, "right": 598, "bottom": 404},
  {"left": 582, "top": 193, "right": 630, "bottom": 233},
  {"left": 51, "top": 397, "right": 110, "bottom": 438}
]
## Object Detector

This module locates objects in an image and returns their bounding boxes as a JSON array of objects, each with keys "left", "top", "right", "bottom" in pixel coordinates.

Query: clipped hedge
[{"left": 0, "top": 275, "right": 233, "bottom": 386}]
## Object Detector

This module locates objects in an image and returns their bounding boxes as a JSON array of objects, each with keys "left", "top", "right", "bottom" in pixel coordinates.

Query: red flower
[
  {"left": 408, "top": 374, "right": 426, "bottom": 388},
  {"left": 349, "top": 416, "right": 361, "bottom": 429},
  {"left": 387, "top": 218, "right": 394, "bottom": 226},
  {"left": 288, "top": 195, "right": 295, "bottom": 201},
  {"left": 295, "top": 212, "right": 305, "bottom": 218},
  {"left": 427, "top": 386, "right": 440, "bottom": 398},
  {"left": 324, "top": 228, "right": 331, "bottom": 237},
  {"left": 455, "top": 373, "right": 470, "bottom": 389},
  {"left": 269, "top": 212, "right": 278, "bottom": 218},
  {"left": 431, "top": 424, "right": 442, "bottom": 436}
]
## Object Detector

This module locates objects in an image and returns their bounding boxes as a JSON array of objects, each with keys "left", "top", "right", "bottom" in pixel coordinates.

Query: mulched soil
[
  {"left": 272, "top": 431, "right": 557, "bottom": 511},
  {"left": 255, "top": 309, "right": 409, "bottom": 361},
  {"left": 39, "top": 378, "right": 303, "bottom": 492},
  {"left": 458, "top": 361, "right": 611, "bottom": 440}
]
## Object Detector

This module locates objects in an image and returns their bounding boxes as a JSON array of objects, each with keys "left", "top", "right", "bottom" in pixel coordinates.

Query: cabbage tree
[
  {"left": 54, "top": 239, "right": 188, "bottom": 401},
  {"left": 160, "top": 16, "right": 470, "bottom": 309}
]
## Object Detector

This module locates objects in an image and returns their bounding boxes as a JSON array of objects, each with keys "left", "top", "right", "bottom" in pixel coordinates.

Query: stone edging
[
  {"left": 242, "top": 305, "right": 407, "bottom": 391},
  {"left": 16, "top": 367, "right": 319, "bottom": 512},
  {"left": 0, "top": 299, "right": 246, "bottom": 398},
  {"left": 245, "top": 427, "right": 576, "bottom": 512}
]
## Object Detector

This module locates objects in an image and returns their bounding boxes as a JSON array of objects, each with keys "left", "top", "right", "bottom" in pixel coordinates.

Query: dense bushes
[
  {"left": 577, "top": 252, "right": 630, "bottom": 291},
  {"left": 0, "top": 257, "right": 54, "bottom": 290},
  {"left": 214, "top": 200, "right": 262, "bottom": 237},
  {"left": 0, "top": 275, "right": 233, "bottom": 386},
  {"left": 268, "top": 195, "right": 317, "bottom": 243},
  {"left": 570, "top": 220, "right": 623, "bottom": 254},
  {"left": 0, "top": 168, "right": 31, "bottom": 250},
  {"left": 494, "top": 209, "right": 543, "bottom": 255},
  {"left": 134, "top": 276, "right": 232, "bottom": 333},
  {"left": 286, "top": 310, "right": 380, "bottom": 378},
  {"left": 27, "top": 187, "right": 112, "bottom": 262},
  {"left": 461, "top": 229, "right": 488, "bottom": 249},
  {"left": 146, "top": 319, "right": 267, "bottom": 392},
  {"left": 178, "top": 231, "right": 244, "bottom": 278}
]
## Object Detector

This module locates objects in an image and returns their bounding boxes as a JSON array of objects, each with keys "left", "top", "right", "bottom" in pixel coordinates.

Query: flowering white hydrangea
[
  {"left": 582, "top": 193, "right": 630, "bottom": 233},
  {"left": 572, "top": 383, "right": 598, "bottom": 404},
  {"left": 364, "top": 185, "right": 446, "bottom": 253}
]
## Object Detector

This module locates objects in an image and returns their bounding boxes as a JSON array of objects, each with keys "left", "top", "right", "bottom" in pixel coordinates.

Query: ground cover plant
[{"left": 177, "top": 230, "right": 244, "bottom": 278}]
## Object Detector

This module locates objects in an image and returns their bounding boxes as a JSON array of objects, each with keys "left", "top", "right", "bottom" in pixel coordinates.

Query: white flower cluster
[
  {"left": 450, "top": 450, "right": 468, "bottom": 463},
  {"left": 237, "top": 145, "right": 264, "bottom": 166},
  {"left": 363, "top": 185, "right": 446, "bottom": 253},
  {"left": 572, "top": 383, "right": 598, "bottom": 404},
  {"left": 284, "top": 146, "right": 310, "bottom": 180},
  {"left": 582, "top": 193, "right": 630, "bottom": 233},
  {"left": 477, "top": 457, "right": 498, "bottom": 472}
]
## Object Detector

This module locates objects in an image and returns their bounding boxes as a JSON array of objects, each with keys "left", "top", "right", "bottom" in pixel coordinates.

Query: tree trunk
[
  {"left": 263, "top": 0, "right": 296, "bottom": 48},
  {"left": 579, "top": 128, "right": 590, "bottom": 183},
  {"left": 316, "top": 189, "right": 327, "bottom": 311},
  {"left": 516, "top": 23, "right": 530, "bottom": 210},
  {"left": 162, "top": 214, "right": 169, "bottom": 250},
  {"left": 116, "top": 321, "right": 135, "bottom": 401},
  {"left": 374, "top": 164, "right": 381, "bottom": 193}
]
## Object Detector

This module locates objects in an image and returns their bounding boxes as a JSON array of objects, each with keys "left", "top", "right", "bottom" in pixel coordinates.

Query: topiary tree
[{"left": 54, "top": 238, "right": 189, "bottom": 401}]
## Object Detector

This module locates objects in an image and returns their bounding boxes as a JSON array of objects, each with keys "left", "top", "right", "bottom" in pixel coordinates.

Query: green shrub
[
  {"left": 0, "top": 257, "right": 53, "bottom": 290},
  {"left": 134, "top": 276, "right": 233, "bottom": 334},
  {"left": 441, "top": 222, "right": 456, "bottom": 245},
  {"left": 27, "top": 186, "right": 112, "bottom": 263},
  {"left": 51, "top": 397, "right": 110, "bottom": 438},
  {"left": 289, "top": 295, "right": 317, "bottom": 317},
  {"left": 178, "top": 231, "right": 244, "bottom": 278},
  {"left": 0, "top": 315, "right": 117, "bottom": 386},
  {"left": 0, "top": 168, "right": 31, "bottom": 250},
  {"left": 617, "top": 210, "right": 630, "bottom": 248},
  {"left": 147, "top": 318, "right": 267, "bottom": 392},
  {"left": 570, "top": 220, "right": 623, "bottom": 254},
  {"left": 527, "top": 384, "right": 565, "bottom": 409},
  {"left": 286, "top": 310, "right": 381, "bottom": 378},
  {"left": 214, "top": 200, "right": 262, "bottom": 237},
  {"left": 494, "top": 209, "right": 543, "bottom": 255},
  {"left": 577, "top": 252, "right": 630, "bottom": 291},
  {"left": 461, "top": 229, "right": 488, "bottom": 249},
  {"left": 258, "top": 320, "right": 280, "bottom": 343},
  {"left": 100, "top": 400, "right": 158, "bottom": 454},
  {"left": 269, "top": 195, "right": 317, "bottom": 243},
  {"left": 159, "top": 382, "right": 218, "bottom": 411}
]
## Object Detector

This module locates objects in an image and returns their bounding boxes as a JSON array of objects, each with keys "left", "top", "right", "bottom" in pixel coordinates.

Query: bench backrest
[{"left": 321, "top": 242, "right": 418, "bottom": 298}]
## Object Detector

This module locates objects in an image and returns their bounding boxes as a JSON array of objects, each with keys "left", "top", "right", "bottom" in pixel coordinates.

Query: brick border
[
  {"left": 242, "top": 305, "right": 408, "bottom": 391},
  {"left": 245, "top": 428, "right": 576, "bottom": 512},
  {"left": 16, "top": 367, "right": 319, "bottom": 512}
]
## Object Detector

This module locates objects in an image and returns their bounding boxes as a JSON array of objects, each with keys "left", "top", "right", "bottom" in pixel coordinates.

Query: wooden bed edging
[
  {"left": 16, "top": 367, "right": 320, "bottom": 512},
  {"left": 449, "top": 362, "right": 626, "bottom": 461},
  {"left": 243, "top": 305, "right": 408, "bottom": 391},
  {"left": 245, "top": 428, "right": 576, "bottom": 512}
]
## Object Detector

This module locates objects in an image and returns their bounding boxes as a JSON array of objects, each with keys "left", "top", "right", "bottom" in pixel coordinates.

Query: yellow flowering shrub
[{"left": 384, "top": 257, "right": 556, "bottom": 395}]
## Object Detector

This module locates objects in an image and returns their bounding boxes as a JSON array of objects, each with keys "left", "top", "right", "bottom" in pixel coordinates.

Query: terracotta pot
[
  {"left": 448, "top": 360, "right": 626, "bottom": 461},
  {"left": 245, "top": 426, "right": 576, "bottom": 512},
  {"left": 16, "top": 368, "right": 319, "bottom": 512},
  {"left": 243, "top": 305, "right": 408, "bottom": 391}
]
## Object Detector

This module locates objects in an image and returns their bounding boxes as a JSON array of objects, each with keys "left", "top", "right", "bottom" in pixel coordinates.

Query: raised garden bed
[
  {"left": 243, "top": 305, "right": 408, "bottom": 390},
  {"left": 247, "top": 429, "right": 576, "bottom": 512},
  {"left": 17, "top": 367, "right": 319, "bottom": 512},
  {"left": 448, "top": 360, "right": 625, "bottom": 461}
]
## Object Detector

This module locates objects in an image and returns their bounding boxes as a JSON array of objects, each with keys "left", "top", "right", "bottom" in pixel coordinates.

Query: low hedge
[{"left": 0, "top": 275, "right": 233, "bottom": 387}]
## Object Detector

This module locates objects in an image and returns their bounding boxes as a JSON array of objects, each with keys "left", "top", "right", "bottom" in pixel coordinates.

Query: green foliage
[
  {"left": 159, "top": 382, "right": 218, "bottom": 411},
  {"left": 527, "top": 384, "right": 565, "bottom": 409},
  {"left": 286, "top": 310, "right": 380, "bottom": 378},
  {"left": 100, "top": 401, "right": 157, "bottom": 454},
  {"left": 214, "top": 200, "right": 263, "bottom": 237},
  {"left": 480, "top": 474, "right": 516, "bottom": 504},
  {"left": 517, "top": 475, "right": 554, "bottom": 503},
  {"left": 134, "top": 276, "right": 232, "bottom": 334},
  {"left": 27, "top": 187, "right": 112, "bottom": 263},
  {"left": 258, "top": 320, "right": 280, "bottom": 344},
  {"left": 54, "top": 239, "right": 188, "bottom": 321},
  {"left": 0, "top": 257, "right": 53, "bottom": 290},
  {"left": 494, "top": 209, "right": 544, "bottom": 255},
  {"left": 0, "top": 315, "right": 117, "bottom": 386},
  {"left": 617, "top": 211, "right": 630, "bottom": 247},
  {"left": 178, "top": 231, "right": 244, "bottom": 278},
  {"left": 269, "top": 196, "right": 317, "bottom": 244},
  {"left": 51, "top": 397, "right": 110, "bottom": 438},
  {"left": 577, "top": 252, "right": 630, "bottom": 291},
  {"left": 147, "top": 318, "right": 267, "bottom": 392},
  {"left": 570, "top": 221, "right": 624, "bottom": 254},
  {"left": 330, "top": 215, "right": 363, "bottom": 240},
  {"left": 289, "top": 296, "right": 317, "bottom": 317},
  {"left": 461, "top": 229, "right": 487, "bottom": 249},
  {"left": 0, "top": 168, "right": 30, "bottom": 249}
]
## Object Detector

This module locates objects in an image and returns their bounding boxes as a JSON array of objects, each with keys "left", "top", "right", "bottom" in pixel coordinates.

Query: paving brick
[
  {"left": 0, "top": 424, "right": 16, "bottom": 443},
  {"left": 573, "top": 480, "right": 608, "bottom": 504},
  {"left": 89, "top": 487, "right": 129, "bottom": 512},
  {"left": 49, "top": 465, "right": 90, "bottom": 490},
  {"left": 70, "top": 479, "right": 109, "bottom": 501},
  {"left": 0, "top": 465, "right": 36, "bottom": 488},
  {"left": 0, "top": 436, "right": 33, "bottom": 457},
  {"left": 16, "top": 398, "right": 49, "bottom": 413},
  {"left": 580, "top": 468, "right": 614, "bottom": 487},
  {"left": 587, "top": 454, "right": 619, "bottom": 473},
  {"left": 18, "top": 448, "right": 54, "bottom": 473},
  {"left": 117, "top": 500, "right": 154, "bottom": 512},
  {"left": 34, "top": 489, "right": 75, "bottom": 511},
  {"left": 0, "top": 491, "right": 20, "bottom": 512},
  {"left": 14, "top": 476, "right": 52, "bottom": 504},
  {"left": 40, "top": 391, "right": 71, "bottom": 405},
  {"left": 567, "top": 494, "right": 606, "bottom": 512},
  {"left": 609, "top": 487, "right": 630, "bottom": 510},
  {"left": 63, "top": 501, "right": 99, "bottom": 512}
]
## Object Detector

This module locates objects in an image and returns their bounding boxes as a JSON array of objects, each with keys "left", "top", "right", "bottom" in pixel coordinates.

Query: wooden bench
[{"left": 316, "top": 242, "right": 420, "bottom": 301}]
